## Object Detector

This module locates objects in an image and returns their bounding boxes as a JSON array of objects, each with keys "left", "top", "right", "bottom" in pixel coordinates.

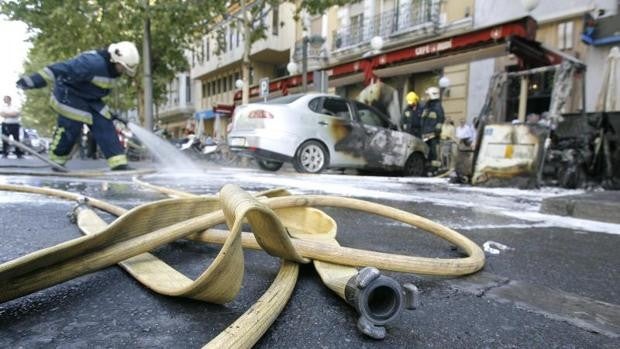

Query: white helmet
[
  {"left": 425, "top": 86, "right": 441, "bottom": 100},
  {"left": 108, "top": 41, "right": 140, "bottom": 77}
]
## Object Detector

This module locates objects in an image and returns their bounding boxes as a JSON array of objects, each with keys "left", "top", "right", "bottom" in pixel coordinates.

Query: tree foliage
[
  {"left": 1, "top": 0, "right": 343, "bottom": 132},
  {"left": 1, "top": 0, "right": 227, "bottom": 128}
]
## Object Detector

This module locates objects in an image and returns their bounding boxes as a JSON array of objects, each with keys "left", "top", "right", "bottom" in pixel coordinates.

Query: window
[
  {"left": 229, "top": 75, "right": 234, "bottom": 92},
  {"left": 236, "top": 29, "right": 240, "bottom": 47},
  {"left": 355, "top": 102, "right": 389, "bottom": 127},
  {"left": 186, "top": 76, "right": 192, "bottom": 103},
  {"left": 558, "top": 21, "right": 574, "bottom": 50},
  {"left": 272, "top": 6, "right": 279, "bottom": 35},
  {"left": 229, "top": 26, "right": 234, "bottom": 51},
  {"left": 201, "top": 39, "right": 205, "bottom": 63},
  {"left": 322, "top": 98, "right": 351, "bottom": 119},
  {"left": 206, "top": 38, "right": 210, "bottom": 61},
  {"left": 308, "top": 97, "right": 323, "bottom": 112},
  {"left": 217, "top": 79, "right": 221, "bottom": 94},
  {"left": 202, "top": 81, "right": 207, "bottom": 98}
]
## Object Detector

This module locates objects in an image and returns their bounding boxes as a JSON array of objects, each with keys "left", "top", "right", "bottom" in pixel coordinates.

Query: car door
[
  {"left": 308, "top": 96, "right": 366, "bottom": 167},
  {"left": 352, "top": 101, "right": 411, "bottom": 169}
]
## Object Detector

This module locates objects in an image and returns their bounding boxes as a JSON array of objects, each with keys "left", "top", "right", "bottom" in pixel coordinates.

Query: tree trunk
[{"left": 242, "top": 0, "right": 251, "bottom": 105}]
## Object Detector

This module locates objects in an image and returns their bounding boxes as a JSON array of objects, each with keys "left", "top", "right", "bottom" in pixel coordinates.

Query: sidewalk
[{"left": 541, "top": 191, "right": 620, "bottom": 224}]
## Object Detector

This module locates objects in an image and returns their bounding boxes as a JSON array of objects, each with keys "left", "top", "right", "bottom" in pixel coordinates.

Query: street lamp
[
  {"left": 235, "top": 79, "right": 244, "bottom": 90},
  {"left": 286, "top": 61, "right": 299, "bottom": 75},
  {"left": 520, "top": 0, "right": 540, "bottom": 12},
  {"left": 302, "top": 34, "right": 325, "bottom": 92},
  {"left": 370, "top": 36, "right": 384, "bottom": 54},
  {"left": 438, "top": 76, "right": 451, "bottom": 99}
]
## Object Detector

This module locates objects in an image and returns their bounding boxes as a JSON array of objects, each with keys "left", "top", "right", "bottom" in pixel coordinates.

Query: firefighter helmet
[
  {"left": 406, "top": 91, "right": 419, "bottom": 105},
  {"left": 108, "top": 41, "right": 140, "bottom": 77},
  {"left": 425, "top": 87, "right": 441, "bottom": 100}
]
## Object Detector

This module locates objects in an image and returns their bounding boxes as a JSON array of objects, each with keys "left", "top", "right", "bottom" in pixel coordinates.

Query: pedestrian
[
  {"left": 440, "top": 118, "right": 456, "bottom": 171},
  {"left": 400, "top": 91, "right": 422, "bottom": 137},
  {"left": 456, "top": 119, "right": 476, "bottom": 148},
  {"left": 420, "top": 86, "right": 445, "bottom": 173},
  {"left": 0, "top": 95, "right": 24, "bottom": 159},
  {"left": 16, "top": 41, "right": 140, "bottom": 171}
]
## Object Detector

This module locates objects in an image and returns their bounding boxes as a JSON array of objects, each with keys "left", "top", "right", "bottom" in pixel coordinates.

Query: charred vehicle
[{"left": 228, "top": 93, "right": 428, "bottom": 175}]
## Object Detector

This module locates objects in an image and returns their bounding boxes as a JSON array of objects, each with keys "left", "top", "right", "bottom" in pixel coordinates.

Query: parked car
[{"left": 228, "top": 93, "right": 428, "bottom": 175}]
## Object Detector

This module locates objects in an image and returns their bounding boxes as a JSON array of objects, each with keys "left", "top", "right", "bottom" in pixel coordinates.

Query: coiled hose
[{"left": 0, "top": 181, "right": 485, "bottom": 347}]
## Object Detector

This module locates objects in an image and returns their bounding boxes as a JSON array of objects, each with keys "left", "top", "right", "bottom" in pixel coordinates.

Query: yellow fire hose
[
  {"left": 0, "top": 182, "right": 485, "bottom": 345},
  {"left": 131, "top": 177, "right": 413, "bottom": 338}
]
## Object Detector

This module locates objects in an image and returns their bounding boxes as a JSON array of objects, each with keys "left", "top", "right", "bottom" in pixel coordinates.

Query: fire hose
[{"left": 0, "top": 181, "right": 485, "bottom": 347}]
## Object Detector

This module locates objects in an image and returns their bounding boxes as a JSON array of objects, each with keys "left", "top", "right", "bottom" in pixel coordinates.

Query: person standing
[
  {"left": 400, "top": 91, "right": 422, "bottom": 137},
  {"left": 420, "top": 87, "right": 445, "bottom": 173},
  {"left": 0, "top": 95, "right": 24, "bottom": 159},
  {"left": 440, "top": 118, "right": 456, "bottom": 171},
  {"left": 16, "top": 41, "right": 139, "bottom": 170}
]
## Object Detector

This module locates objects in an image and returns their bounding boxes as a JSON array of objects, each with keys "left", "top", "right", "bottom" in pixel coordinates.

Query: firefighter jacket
[
  {"left": 400, "top": 104, "right": 422, "bottom": 137},
  {"left": 420, "top": 100, "right": 445, "bottom": 141},
  {"left": 18, "top": 49, "right": 120, "bottom": 125}
]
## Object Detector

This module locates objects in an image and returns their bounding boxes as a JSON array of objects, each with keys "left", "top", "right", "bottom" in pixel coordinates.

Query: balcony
[
  {"left": 332, "top": 0, "right": 439, "bottom": 52},
  {"left": 292, "top": 39, "right": 329, "bottom": 71},
  {"left": 190, "top": 3, "right": 296, "bottom": 80}
]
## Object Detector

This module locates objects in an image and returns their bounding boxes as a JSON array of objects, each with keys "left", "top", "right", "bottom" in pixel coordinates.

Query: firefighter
[
  {"left": 16, "top": 41, "right": 140, "bottom": 171},
  {"left": 400, "top": 91, "right": 422, "bottom": 137},
  {"left": 421, "top": 86, "right": 445, "bottom": 173}
]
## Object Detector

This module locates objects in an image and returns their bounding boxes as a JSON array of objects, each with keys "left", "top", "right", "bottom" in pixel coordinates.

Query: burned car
[{"left": 228, "top": 93, "right": 428, "bottom": 175}]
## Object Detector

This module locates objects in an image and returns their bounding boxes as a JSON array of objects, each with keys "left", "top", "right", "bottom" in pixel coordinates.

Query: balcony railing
[
  {"left": 332, "top": 0, "right": 439, "bottom": 51},
  {"left": 292, "top": 39, "right": 328, "bottom": 70}
]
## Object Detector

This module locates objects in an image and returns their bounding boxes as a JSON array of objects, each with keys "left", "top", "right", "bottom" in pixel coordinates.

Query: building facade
[
  {"left": 190, "top": 2, "right": 298, "bottom": 140},
  {"left": 156, "top": 72, "right": 194, "bottom": 138},
  {"left": 156, "top": 0, "right": 618, "bottom": 138}
]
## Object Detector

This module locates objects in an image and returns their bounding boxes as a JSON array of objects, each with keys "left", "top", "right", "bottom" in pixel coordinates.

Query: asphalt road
[{"left": 0, "top": 158, "right": 619, "bottom": 348}]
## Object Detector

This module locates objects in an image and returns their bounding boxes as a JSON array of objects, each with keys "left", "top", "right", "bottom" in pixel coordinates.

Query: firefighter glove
[{"left": 16, "top": 76, "right": 34, "bottom": 89}]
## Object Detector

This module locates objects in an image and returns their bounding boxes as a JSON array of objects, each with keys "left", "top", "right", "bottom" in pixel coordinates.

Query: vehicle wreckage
[{"left": 456, "top": 47, "right": 619, "bottom": 189}]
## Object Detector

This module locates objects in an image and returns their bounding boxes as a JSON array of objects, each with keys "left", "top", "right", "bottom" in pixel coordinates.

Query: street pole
[
  {"left": 241, "top": 0, "right": 250, "bottom": 105},
  {"left": 143, "top": 0, "right": 154, "bottom": 130},
  {"left": 302, "top": 37, "right": 308, "bottom": 92}
]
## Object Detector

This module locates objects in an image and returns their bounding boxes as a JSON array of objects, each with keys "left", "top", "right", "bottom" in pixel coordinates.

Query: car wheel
[
  {"left": 257, "top": 159, "right": 283, "bottom": 172},
  {"left": 294, "top": 140, "right": 329, "bottom": 174},
  {"left": 403, "top": 152, "right": 426, "bottom": 177}
]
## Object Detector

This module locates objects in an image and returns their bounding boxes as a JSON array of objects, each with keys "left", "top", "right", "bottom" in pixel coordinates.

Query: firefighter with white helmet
[
  {"left": 16, "top": 41, "right": 140, "bottom": 171},
  {"left": 401, "top": 91, "right": 423, "bottom": 137},
  {"left": 108, "top": 41, "right": 140, "bottom": 77},
  {"left": 421, "top": 86, "right": 445, "bottom": 173}
]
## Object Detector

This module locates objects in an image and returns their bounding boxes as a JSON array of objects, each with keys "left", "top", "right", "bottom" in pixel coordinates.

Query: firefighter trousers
[{"left": 49, "top": 115, "right": 127, "bottom": 169}]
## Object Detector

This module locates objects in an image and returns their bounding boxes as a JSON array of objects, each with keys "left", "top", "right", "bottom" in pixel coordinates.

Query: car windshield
[{"left": 264, "top": 94, "right": 304, "bottom": 104}]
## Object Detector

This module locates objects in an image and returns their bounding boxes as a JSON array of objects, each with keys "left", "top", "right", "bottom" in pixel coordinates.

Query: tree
[
  {"left": 2, "top": 0, "right": 347, "bottom": 131},
  {"left": 1, "top": 0, "right": 227, "bottom": 128}
]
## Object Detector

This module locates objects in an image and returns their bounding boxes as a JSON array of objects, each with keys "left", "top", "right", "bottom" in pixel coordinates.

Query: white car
[{"left": 228, "top": 93, "right": 428, "bottom": 175}]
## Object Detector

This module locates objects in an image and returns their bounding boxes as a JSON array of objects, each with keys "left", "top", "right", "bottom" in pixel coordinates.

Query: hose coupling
[
  {"left": 345, "top": 267, "right": 405, "bottom": 339},
  {"left": 68, "top": 196, "right": 90, "bottom": 224}
]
